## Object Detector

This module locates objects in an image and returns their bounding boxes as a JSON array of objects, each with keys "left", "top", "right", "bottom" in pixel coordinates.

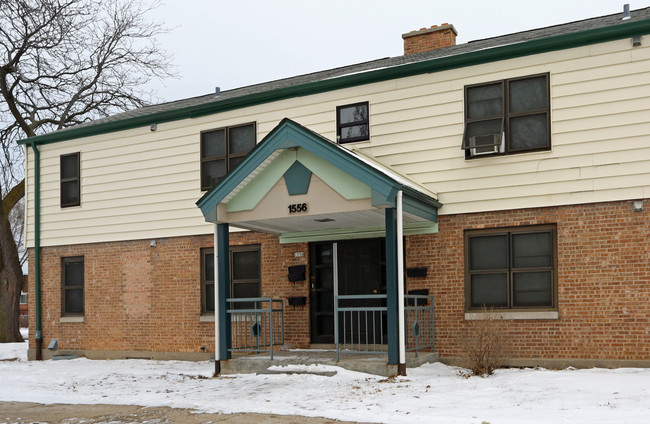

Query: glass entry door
[{"left": 309, "top": 239, "right": 385, "bottom": 344}]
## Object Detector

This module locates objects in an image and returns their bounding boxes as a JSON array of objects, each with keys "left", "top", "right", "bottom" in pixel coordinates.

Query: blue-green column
[
  {"left": 385, "top": 208, "right": 399, "bottom": 365},
  {"left": 217, "top": 223, "right": 232, "bottom": 360}
]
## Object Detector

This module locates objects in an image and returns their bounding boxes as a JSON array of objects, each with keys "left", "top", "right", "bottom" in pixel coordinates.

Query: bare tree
[{"left": 0, "top": 0, "right": 174, "bottom": 343}]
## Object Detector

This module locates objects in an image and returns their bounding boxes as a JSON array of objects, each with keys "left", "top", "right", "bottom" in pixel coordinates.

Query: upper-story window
[
  {"left": 60, "top": 152, "right": 80, "bottom": 207},
  {"left": 461, "top": 74, "right": 550, "bottom": 158},
  {"left": 200, "top": 122, "right": 256, "bottom": 191},
  {"left": 337, "top": 101, "right": 369, "bottom": 143}
]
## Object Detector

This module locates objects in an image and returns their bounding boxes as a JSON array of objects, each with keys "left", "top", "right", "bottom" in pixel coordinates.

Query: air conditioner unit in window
[{"left": 469, "top": 133, "right": 504, "bottom": 156}]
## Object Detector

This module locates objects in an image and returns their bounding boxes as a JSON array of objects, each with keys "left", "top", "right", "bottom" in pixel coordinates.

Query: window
[
  {"left": 201, "top": 248, "right": 215, "bottom": 314},
  {"left": 462, "top": 74, "right": 550, "bottom": 158},
  {"left": 230, "top": 245, "right": 261, "bottom": 309},
  {"left": 201, "top": 245, "right": 261, "bottom": 313},
  {"left": 60, "top": 152, "right": 80, "bottom": 207},
  {"left": 19, "top": 292, "right": 27, "bottom": 305},
  {"left": 62, "top": 257, "right": 84, "bottom": 316},
  {"left": 200, "top": 123, "right": 256, "bottom": 191},
  {"left": 465, "top": 225, "right": 556, "bottom": 310},
  {"left": 337, "top": 102, "right": 369, "bottom": 143}
]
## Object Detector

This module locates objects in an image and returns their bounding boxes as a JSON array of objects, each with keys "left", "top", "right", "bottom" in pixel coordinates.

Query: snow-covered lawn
[{"left": 1, "top": 337, "right": 649, "bottom": 423}]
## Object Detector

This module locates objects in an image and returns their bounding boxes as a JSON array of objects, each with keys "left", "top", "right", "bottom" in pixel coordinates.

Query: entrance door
[
  {"left": 309, "top": 239, "right": 385, "bottom": 344},
  {"left": 310, "top": 242, "right": 335, "bottom": 343}
]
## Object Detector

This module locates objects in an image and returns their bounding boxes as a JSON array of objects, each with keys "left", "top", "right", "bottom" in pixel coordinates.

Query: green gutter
[
  {"left": 18, "top": 18, "right": 650, "bottom": 147},
  {"left": 29, "top": 142, "right": 42, "bottom": 360}
]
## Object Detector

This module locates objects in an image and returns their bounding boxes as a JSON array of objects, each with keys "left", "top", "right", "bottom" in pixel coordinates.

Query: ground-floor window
[
  {"left": 201, "top": 245, "right": 261, "bottom": 313},
  {"left": 201, "top": 248, "right": 215, "bottom": 314},
  {"left": 464, "top": 225, "right": 556, "bottom": 310},
  {"left": 62, "top": 256, "right": 84, "bottom": 316},
  {"left": 230, "top": 245, "right": 261, "bottom": 309}
]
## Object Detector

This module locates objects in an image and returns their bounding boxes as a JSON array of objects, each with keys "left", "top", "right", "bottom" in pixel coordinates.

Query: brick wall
[
  {"left": 28, "top": 199, "right": 649, "bottom": 363},
  {"left": 28, "top": 231, "right": 310, "bottom": 357},
  {"left": 406, "top": 199, "right": 650, "bottom": 361}
]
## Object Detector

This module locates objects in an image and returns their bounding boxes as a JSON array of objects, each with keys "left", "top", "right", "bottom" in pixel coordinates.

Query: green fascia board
[
  {"left": 279, "top": 221, "right": 439, "bottom": 244},
  {"left": 197, "top": 118, "right": 439, "bottom": 221},
  {"left": 19, "top": 18, "right": 650, "bottom": 147},
  {"left": 402, "top": 188, "right": 440, "bottom": 222},
  {"left": 283, "top": 161, "right": 312, "bottom": 195}
]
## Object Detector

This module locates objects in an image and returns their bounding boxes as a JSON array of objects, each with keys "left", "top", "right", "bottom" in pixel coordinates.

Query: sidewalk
[{"left": 0, "top": 402, "right": 368, "bottom": 424}]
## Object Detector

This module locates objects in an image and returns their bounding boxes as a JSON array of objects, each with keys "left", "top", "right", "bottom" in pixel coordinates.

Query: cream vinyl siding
[{"left": 26, "top": 37, "right": 650, "bottom": 247}]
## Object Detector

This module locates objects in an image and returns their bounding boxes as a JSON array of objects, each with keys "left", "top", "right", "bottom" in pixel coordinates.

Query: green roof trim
[
  {"left": 19, "top": 17, "right": 650, "bottom": 146},
  {"left": 196, "top": 118, "right": 441, "bottom": 223}
]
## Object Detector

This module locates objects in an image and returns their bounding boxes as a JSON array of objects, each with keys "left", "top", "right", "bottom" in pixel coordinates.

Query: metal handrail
[
  {"left": 404, "top": 294, "right": 435, "bottom": 356},
  {"left": 335, "top": 294, "right": 388, "bottom": 361},
  {"left": 334, "top": 293, "right": 435, "bottom": 360},
  {"left": 227, "top": 297, "right": 284, "bottom": 359}
]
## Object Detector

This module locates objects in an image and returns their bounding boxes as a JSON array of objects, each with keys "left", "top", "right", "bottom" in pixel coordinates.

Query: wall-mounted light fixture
[
  {"left": 150, "top": 240, "right": 157, "bottom": 247},
  {"left": 633, "top": 200, "right": 644, "bottom": 212},
  {"left": 150, "top": 123, "right": 157, "bottom": 132}
]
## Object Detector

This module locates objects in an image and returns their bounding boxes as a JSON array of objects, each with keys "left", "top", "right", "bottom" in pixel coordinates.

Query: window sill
[
  {"left": 60, "top": 316, "right": 84, "bottom": 323},
  {"left": 200, "top": 315, "right": 215, "bottom": 322},
  {"left": 465, "top": 311, "right": 558, "bottom": 321}
]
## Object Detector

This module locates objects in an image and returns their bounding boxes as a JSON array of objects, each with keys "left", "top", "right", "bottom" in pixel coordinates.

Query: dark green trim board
[
  {"left": 18, "top": 16, "right": 650, "bottom": 147},
  {"left": 385, "top": 208, "right": 399, "bottom": 365},
  {"left": 216, "top": 224, "right": 231, "bottom": 360},
  {"left": 29, "top": 142, "right": 42, "bottom": 360},
  {"left": 283, "top": 161, "right": 312, "bottom": 195},
  {"left": 196, "top": 119, "right": 440, "bottom": 223}
]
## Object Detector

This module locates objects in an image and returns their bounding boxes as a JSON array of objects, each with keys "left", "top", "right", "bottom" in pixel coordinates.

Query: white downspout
[{"left": 397, "top": 190, "right": 406, "bottom": 374}]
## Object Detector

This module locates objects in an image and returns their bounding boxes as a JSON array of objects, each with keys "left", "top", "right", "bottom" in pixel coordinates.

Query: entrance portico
[{"left": 197, "top": 118, "right": 441, "bottom": 375}]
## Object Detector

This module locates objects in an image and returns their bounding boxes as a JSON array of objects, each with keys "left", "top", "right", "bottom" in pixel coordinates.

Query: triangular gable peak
[{"left": 197, "top": 118, "right": 442, "bottom": 243}]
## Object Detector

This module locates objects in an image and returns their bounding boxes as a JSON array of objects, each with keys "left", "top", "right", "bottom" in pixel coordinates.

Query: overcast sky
[{"left": 147, "top": 0, "right": 649, "bottom": 102}]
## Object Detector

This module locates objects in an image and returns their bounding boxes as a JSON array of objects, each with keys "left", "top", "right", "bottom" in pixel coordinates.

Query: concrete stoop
[{"left": 220, "top": 350, "right": 440, "bottom": 377}]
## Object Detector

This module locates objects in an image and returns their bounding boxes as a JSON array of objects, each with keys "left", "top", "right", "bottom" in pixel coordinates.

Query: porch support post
[
  {"left": 396, "top": 190, "right": 406, "bottom": 376},
  {"left": 385, "top": 207, "right": 399, "bottom": 366},
  {"left": 214, "top": 223, "right": 232, "bottom": 376}
]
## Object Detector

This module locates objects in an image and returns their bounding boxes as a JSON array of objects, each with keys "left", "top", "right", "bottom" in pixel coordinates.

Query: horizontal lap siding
[
  {"left": 369, "top": 39, "right": 650, "bottom": 215},
  {"left": 26, "top": 38, "right": 650, "bottom": 247}
]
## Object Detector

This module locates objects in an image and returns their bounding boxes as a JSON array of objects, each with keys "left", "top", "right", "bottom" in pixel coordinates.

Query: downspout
[
  {"left": 396, "top": 190, "right": 406, "bottom": 376},
  {"left": 29, "top": 141, "right": 42, "bottom": 360}
]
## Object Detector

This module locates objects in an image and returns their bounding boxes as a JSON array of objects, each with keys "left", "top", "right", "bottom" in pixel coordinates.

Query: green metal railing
[
  {"left": 227, "top": 297, "right": 284, "bottom": 359},
  {"left": 335, "top": 294, "right": 388, "bottom": 361},
  {"left": 334, "top": 294, "right": 435, "bottom": 361},
  {"left": 405, "top": 294, "right": 435, "bottom": 357}
]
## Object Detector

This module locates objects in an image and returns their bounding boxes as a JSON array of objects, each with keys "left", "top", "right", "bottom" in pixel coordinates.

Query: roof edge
[{"left": 19, "top": 16, "right": 650, "bottom": 146}]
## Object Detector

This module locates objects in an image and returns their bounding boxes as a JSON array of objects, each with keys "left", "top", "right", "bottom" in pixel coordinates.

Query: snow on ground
[{"left": 1, "top": 338, "right": 649, "bottom": 423}]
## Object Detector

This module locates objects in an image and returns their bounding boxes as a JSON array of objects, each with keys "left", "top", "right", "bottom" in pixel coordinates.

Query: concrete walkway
[{"left": 0, "top": 402, "right": 372, "bottom": 424}]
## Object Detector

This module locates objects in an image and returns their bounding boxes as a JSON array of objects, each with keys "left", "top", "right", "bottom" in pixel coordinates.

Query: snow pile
[
  {"left": 1, "top": 339, "right": 649, "bottom": 423},
  {"left": 0, "top": 329, "right": 28, "bottom": 362}
]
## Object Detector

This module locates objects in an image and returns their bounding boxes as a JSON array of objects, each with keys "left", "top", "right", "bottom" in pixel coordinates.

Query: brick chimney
[{"left": 402, "top": 23, "right": 458, "bottom": 55}]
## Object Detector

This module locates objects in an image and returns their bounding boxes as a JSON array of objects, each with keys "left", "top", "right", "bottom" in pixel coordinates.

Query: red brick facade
[
  {"left": 407, "top": 199, "right": 649, "bottom": 362},
  {"left": 28, "top": 232, "right": 310, "bottom": 357},
  {"left": 29, "top": 199, "right": 649, "bottom": 364}
]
